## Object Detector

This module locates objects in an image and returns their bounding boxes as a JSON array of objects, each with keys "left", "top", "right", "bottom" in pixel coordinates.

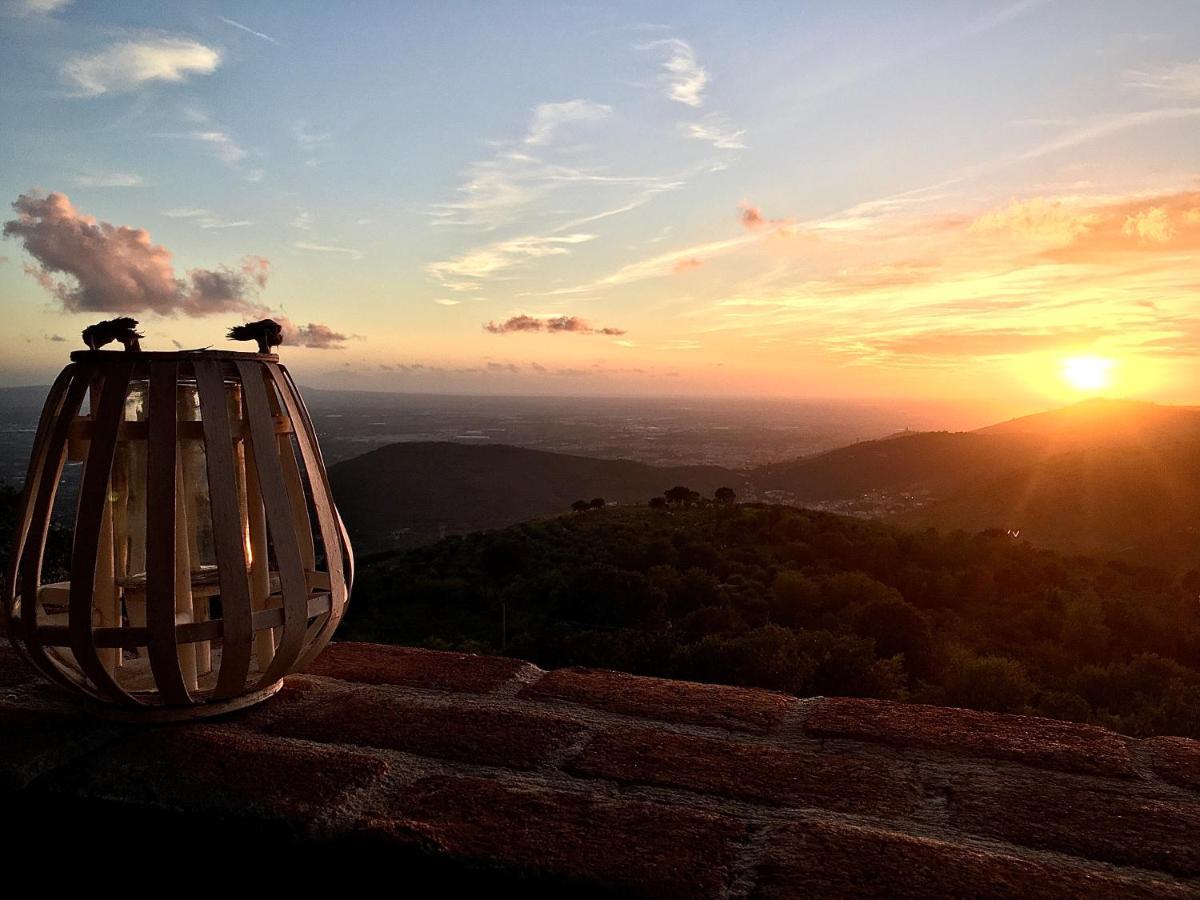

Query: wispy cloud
[
  {"left": 291, "top": 120, "right": 331, "bottom": 167},
  {"left": 163, "top": 207, "right": 253, "bottom": 229},
  {"left": 1016, "top": 107, "right": 1200, "bottom": 163},
  {"left": 1124, "top": 61, "right": 1200, "bottom": 99},
  {"left": 4, "top": 0, "right": 71, "bottom": 18},
  {"left": 72, "top": 170, "right": 145, "bottom": 188},
  {"left": 543, "top": 230, "right": 758, "bottom": 296},
  {"left": 161, "top": 113, "right": 263, "bottom": 180},
  {"left": 62, "top": 37, "right": 220, "bottom": 97},
  {"left": 181, "top": 129, "right": 246, "bottom": 164},
  {"left": 640, "top": 38, "right": 708, "bottom": 107},
  {"left": 427, "top": 233, "right": 595, "bottom": 287},
  {"left": 293, "top": 240, "right": 364, "bottom": 260},
  {"left": 429, "top": 149, "right": 671, "bottom": 228},
  {"left": 217, "top": 15, "right": 280, "bottom": 45},
  {"left": 682, "top": 115, "right": 746, "bottom": 149},
  {"left": 524, "top": 100, "right": 611, "bottom": 146}
]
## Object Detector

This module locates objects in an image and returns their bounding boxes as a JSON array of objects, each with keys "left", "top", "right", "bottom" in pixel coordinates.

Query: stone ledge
[{"left": 2, "top": 638, "right": 1198, "bottom": 897}]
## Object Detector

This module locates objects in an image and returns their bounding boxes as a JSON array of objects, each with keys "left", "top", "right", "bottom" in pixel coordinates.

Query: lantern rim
[{"left": 70, "top": 349, "right": 279, "bottom": 362}]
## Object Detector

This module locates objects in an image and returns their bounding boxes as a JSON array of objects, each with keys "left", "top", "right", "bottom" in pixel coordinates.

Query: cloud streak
[
  {"left": 293, "top": 241, "right": 364, "bottom": 260},
  {"left": 683, "top": 115, "right": 746, "bottom": 149},
  {"left": 164, "top": 207, "right": 253, "bottom": 229},
  {"left": 524, "top": 100, "right": 611, "bottom": 146},
  {"left": 1125, "top": 61, "right": 1200, "bottom": 100},
  {"left": 217, "top": 15, "right": 280, "bottom": 45},
  {"left": 427, "top": 233, "right": 595, "bottom": 287}
]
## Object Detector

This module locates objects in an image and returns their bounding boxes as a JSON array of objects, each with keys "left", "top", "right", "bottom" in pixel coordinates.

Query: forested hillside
[{"left": 346, "top": 503, "right": 1200, "bottom": 738}]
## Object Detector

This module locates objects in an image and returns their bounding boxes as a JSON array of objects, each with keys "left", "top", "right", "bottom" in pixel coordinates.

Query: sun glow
[{"left": 1061, "top": 356, "right": 1114, "bottom": 392}]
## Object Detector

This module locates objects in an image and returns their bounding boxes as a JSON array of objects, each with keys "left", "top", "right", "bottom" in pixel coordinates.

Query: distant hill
[
  {"left": 750, "top": 431, "right": 1036, "bottom": 501},
  {"left": 329, "top": 398, "right": 1200, "bottom": 567},
  {"left": 976, "top": 397, "right": 1200, "bottom": 446},
  {"left": 330, "top": 441, "right": 742, "bottom": 552},
  {"left": 751, "top": 398, "right": 1200, "bottom": 569},
  {"left": 897, "top": 443, "right": 1200, "bottom": 568}
]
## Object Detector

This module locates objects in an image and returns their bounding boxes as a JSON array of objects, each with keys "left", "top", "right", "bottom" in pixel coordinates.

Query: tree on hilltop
[{"left": 665, "top": 485, "right": 701, "bottom": 508}]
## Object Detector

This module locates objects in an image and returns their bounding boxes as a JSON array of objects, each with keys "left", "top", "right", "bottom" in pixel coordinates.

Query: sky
[{"left": 1, "top": 0, "right": 1198, "bottom": 413}]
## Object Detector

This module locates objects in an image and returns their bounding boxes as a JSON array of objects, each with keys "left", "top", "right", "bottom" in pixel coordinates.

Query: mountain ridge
[{"left": 328, "top": 397, "right": 1200, "bottom": 568}]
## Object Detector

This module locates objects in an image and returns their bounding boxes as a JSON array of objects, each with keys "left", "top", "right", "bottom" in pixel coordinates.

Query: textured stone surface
[
  {"left": 521, "top": 666, "right": 792, "bottom": 733},
  {"left": 355, "top": 774, "right": 750, "bottom": 898},
  {"left": 1143, "top": 736, "right": 1200, "bottom": 792},
  {"left": 949, "top": 768, "right": 1200, "bottom": 877},
  {"left": 806, "top": 697, "right": 1137, "bottom": 778},
  {"left": 306, "top": 641, "right": 527, "bottom": 693},
  {"left": 0, "top": 700, "right": 120, "bottom": 790},
  {"left": 753, "top": 819, "right": 1194, "bottom": 900},
  {"left": 571, "top": 727, "right": 919, "bottom": 817},
  {"left": 41, "top": 724, "right": 389, "bottom": 826},
  {"left": 0, "top": 640, "right": 37, "bottom": 688},
  {"left": 3, "top": 639, "right": 1199, "bottom": 895},
  {"left": 247, "top": 676, "right": 586, "bottom": 770}
]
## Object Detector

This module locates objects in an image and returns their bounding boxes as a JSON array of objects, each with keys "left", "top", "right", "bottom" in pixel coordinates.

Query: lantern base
[{"left": 81, "top": 679, "right": 285, "bottom": 723}]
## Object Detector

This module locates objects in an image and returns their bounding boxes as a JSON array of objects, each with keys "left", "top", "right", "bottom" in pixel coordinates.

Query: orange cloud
[
  {"left": 1028, "top": 190, "right": 1200, "bottom": 262},
  {"left": 673, "top": 257, "right": 704, "bottom": 273}
]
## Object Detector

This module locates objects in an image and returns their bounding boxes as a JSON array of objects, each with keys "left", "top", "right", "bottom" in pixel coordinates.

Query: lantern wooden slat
[
  {"left": 15, "top": 368, "right": 91, "bottom": 697},
  {"left": 69, "top": 358, "right": 139, "bottom": 705},
  {"left": 145, "top": 358, "right": 192, "bottom": 705},
  {"left": 270, "top": 364, "right": 344, "bottom": 657},
  {"left": 7, "top": 366, "right": 74, "bottom": 595},
  {"left": 3, "top": 349, "right": 352, "bottom": 720},
  {"left": 194, "top": 359, "right": 256, "bottom": 700},
  {"left": 238, "top": 360, "right": 312, "bottom": 690},
  {"left": 276, "top": 363, "right": 355, "bottom": 671}
]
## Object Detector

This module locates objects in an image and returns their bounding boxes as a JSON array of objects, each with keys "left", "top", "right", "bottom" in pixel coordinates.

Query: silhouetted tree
[
  {"left": 714, "top": 486, "right": 737, "bottom": 504},
  {"left": 664, "top": 485, "right": 692, "bottom": 507},
  {"left": 648, "top": 496, "right": 667, "bottom": 510},
  {"left": 664, "top": 485, "right": 701, "bottom": 508},
  {"left": 589, "top": 497, "right": 606, "bottom": 509},
  {"left": 571, "top": 499, "right": 590, "bottom": 513}
]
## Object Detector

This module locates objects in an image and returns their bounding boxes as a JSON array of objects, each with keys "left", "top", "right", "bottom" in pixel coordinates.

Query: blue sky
[{"left": 2, "top": 1, "right": 1199, "bottom": 409}]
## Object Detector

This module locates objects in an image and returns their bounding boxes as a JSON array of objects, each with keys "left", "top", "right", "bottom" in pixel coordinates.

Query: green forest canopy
[{"left": 346, "top": 501, "right": 1200, "bottom": 739}]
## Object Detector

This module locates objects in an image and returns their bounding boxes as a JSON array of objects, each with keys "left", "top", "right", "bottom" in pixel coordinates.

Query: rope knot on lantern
[{"left": 3, "top": 320, "right": 353, "bottom": 720}]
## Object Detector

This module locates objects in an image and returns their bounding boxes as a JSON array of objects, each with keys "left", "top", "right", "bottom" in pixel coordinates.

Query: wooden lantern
[{"left": 3, "top": 350, "right": 352, "bottom": 720}]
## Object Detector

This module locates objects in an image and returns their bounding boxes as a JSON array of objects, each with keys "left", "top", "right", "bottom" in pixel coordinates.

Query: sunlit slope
[
  {"left": 897, "top": 443, "right": 1200, "bottom": 567},
  {"left": 754, "top": 399, "right": 1200, "bottom": 568},
  {"left": 976, "top": 398, "right": 1200, "bottom": 447}
]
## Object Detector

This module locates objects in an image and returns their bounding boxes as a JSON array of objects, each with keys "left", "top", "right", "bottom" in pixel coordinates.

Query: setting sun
[{"left": 1062, "top": 356, "right": 1114, "bottom": 392}]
